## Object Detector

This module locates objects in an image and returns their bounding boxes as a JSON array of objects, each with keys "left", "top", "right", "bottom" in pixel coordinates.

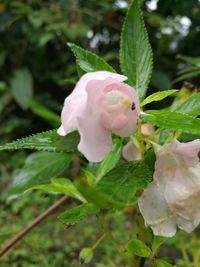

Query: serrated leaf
[
  {"left": 126, "top": 238, "right": 151, "bottom": 257},
  {"left": 0, "top": 130, "right": 79, "bottom": 152},
  {"left": 8, "top": 151, "right": 71, "bottom": 196},
  {"left": 30, "top": 178, "right": 86, "bottom": 202},
  {"left": 97, "top": 160, "right": 152, "bottom": 205},
  {"left": 176, "top": 93, "right": 200, "bottom": 117},
  {"left": 155, "top": 259, "right": 174, "bottom": 267},
  {"left": 120, "top": 0, "right": 153, "bottom": 99},
  {"left": 141, "top": 110, "right": 200, "bottom": 135},
  {"left": 58, "top": 203, "right": 99, "bottom": 224},
  {"left": 10, "top": 68, "right": 33, "bottom": 110},
  {"left": 141, "top": 90, "right": 177, "bottom": 107},
  {"left": 68, "top": 43, "right": 115, "bottom": 73},
  {"left": 95, "top": 139, "right": 122, "bottom": 184}
]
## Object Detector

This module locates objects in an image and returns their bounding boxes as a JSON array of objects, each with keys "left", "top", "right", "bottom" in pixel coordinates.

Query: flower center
[{"left": 106, "top": 90, "right": 132, "bottom": 106}]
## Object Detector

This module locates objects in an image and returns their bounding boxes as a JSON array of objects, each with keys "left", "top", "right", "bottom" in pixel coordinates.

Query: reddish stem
[{"left": 0, "top": 195, "right": 68, "bottom": 257}]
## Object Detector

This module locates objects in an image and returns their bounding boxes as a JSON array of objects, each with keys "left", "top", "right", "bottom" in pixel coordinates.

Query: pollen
[{"left": 121, "top": 98, "right": 132, "bottom": 106}]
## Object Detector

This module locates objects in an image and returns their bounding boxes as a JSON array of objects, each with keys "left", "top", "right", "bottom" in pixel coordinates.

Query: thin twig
[{"left": 0, "top": 195, "right": 68, "bottom": 257}]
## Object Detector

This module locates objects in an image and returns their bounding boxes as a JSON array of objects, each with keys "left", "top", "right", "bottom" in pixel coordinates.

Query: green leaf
[
  {"left": 141, "top": 110, "right": 200, "bottom": 135},
  {"left": 173, "top": 70, "right": 200, "bottom": 83},
  {"left": 177, "top": 54, "right": 200, "bottom": 67},
  {"left": 120, "top": 0, "right": 153, "bottom": 99},
  {"left": 8, "top": 151, "right": 71, "bottom": 196},
  {"left": 141, "top": 90, "right": 177, "bottom": 107},
  {"left": 126, "top": 238, "right": 151, "bottom": 257},
  {"left": 28, "top": 99, "right": 60, "bottom": 127},
  {"left": 30, "top": 178, "right": 86, "bottom": 202},
  {"left": 76, "top": 180, "right": 120, "bottom": 209},
  {"left": 68, "top": 43, "right": 115, "bottom": 73},
  {"left": 155, "top": 259, "right": 174, "bottom": 267},
  {"left": 176, "top": 93, "right": 200, "bottom": 117},
  {"left": 10, "top": 68, "right": 33, "bottom": 110},
  {"left": 0, "top": 130, "right": 79, "bottom": 153},
  {"left": 95, "top": 139, "right": 122, "bottom": 184},
  {"left": 58, "top": 203, "right": 99, "bottom": 225},
  {"left": 97, "top": 160, "right": 152, "bottom": 206}
]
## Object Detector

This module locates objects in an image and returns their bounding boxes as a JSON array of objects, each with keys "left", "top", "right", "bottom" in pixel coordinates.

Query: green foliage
[
  {"left": 0, "top": 130, "right": 79, "bottom": 153},
  {"left": 1, "top": 0, "right": 200, "bottom": 266},
  {"left": 28, "top": 99, "right": 60, "bottom": 127},
  {"left": 10, "top": 68, "right": 33, "bottom": 110},
  {"left": 126, "top": 238, "right": 151, "bottom": 257},
  {"left": 141, "top": 110, "right": 200, "bottom": 134},
  {"left": 175, "top": 55, "right": 200, "bottom": 83},
  {"left": 141, "top": 90, "right": 178, "bottom": 107},
  {"left": 68, "top": 43, "right": 115, "bottom": 73},
  {"left": 95, "top": 139, "right": 122, "bottom": 184},
  {"left": 97, "top": 160, "right": 153, "bottom": 206},
  {"left": 120, "top": 0, "right": 153, "bottom": 99},
  {"left": 176, "top": 93, "right": 200, "bottom": 117},
  {"left": 58, "top": 203, "right": 99, "bottom": 225},
  {"left": 155, "top": 259, "right": 174, "bottom": 267},
  {"left": 30, "top": 178, "right": 86, "bottom": 202},
  {"left": 8, "top": 151, "right": 71, "bottom": 196}
]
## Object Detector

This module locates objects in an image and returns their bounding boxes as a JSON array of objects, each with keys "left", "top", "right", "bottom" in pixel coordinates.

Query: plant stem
[
  {"left": 92, "top": 233, "right": 106, "bottom": 250},
  {"left": 0, "top": 195, "right": 68, "bottom": 257}
]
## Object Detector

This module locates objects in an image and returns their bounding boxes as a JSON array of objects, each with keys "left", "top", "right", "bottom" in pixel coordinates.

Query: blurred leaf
[
  {"left": 151, "top": 236, "right": 167, "bottom": 257},
  {"left": 8, "top": 151, "right": 71, "bottom": 196},
  {"left": 176, "top": 93, "right": 200, "bottom": 117},
  {"left": 58, "top": 203, "right": 99, "bottom": 225},
  {"left": 31, "top": 178, "right": 86, "bottom": 202},
  {"left": 126, "top": 238, "right": 151, "bottom": 257},
  {"left": 141, "top": 110, "right": 200, "bottom": 134},
  {"left": 155, "top": 259, "right": 174, "bottom": 267},
  {"left": 120, "top": 0, "right": 153, "bottom": 99},
  {"left": 173, "top": 70, "right": 200, "bottom": 83},
  {"left": 95, "top": 139, "right": 122, "bottom": 184},
  {"left": 97, "top": 160, "right": 152, "bottom": 206},
  {"left": 141, "top": 90, "right": 177, "bottom": 107},
  {"left": 68, "top": 42, "right": 115, "bottom": 73},
  {"left": 0, "top": 130, "right": 79, "bottom": 152},
  {"left": 10, "top": 68, "right": 33, "bottom": 110},
  {"left": 38, "top": 32, "right": 54, "bottom": 47},
  {"left": 177, "top": 55, "right": 200, "bottom": 67},
  {"left": 0, "top": 81, "right": 7, "bottom": 91},
  {"left": 28, "top": 99, "right": 60, "bottom": 127}
]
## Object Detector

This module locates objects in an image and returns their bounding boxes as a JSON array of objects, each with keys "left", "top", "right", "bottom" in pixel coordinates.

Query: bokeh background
[{"left": 0, "top": 0, "right": 200, "bottom": 266}]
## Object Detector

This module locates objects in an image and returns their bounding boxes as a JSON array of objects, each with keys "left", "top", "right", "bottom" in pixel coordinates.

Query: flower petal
[
  {"left": 165, "top": 166, "right": 200, "bottom": 221},
  {"left": 77, "top": 107, "right": 112, "bottom": 162},
  {"left": 174, "top": 139, "right": 200, "bottom": 166},
  {"left": 138, "top": 181, "right": 177, "bottom": 237},
  {"left": 176, "top": 212, "right": 200, "bottom": 233}
]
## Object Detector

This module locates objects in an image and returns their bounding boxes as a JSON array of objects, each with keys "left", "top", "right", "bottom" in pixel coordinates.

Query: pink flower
[
  {"left": 138, "top": 139, "right": 200, "bottom": 237},
  {"left": 58, "top": 71, "right": 140, "bottom": 162}
]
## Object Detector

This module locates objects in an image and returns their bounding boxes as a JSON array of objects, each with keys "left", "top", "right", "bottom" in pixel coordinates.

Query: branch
[{"left": 0, "top": 195, "right": 68, "bottom": 257}]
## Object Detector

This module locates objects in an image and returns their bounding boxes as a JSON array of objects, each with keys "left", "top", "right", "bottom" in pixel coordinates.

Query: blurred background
[{"left": 0, "top": 0, "right": 200, "bottom": 266}]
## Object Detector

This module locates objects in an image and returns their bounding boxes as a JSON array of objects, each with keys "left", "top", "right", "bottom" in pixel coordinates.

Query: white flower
[{"left": 138, "top": 139, "right": 200, "bottom": 237}]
